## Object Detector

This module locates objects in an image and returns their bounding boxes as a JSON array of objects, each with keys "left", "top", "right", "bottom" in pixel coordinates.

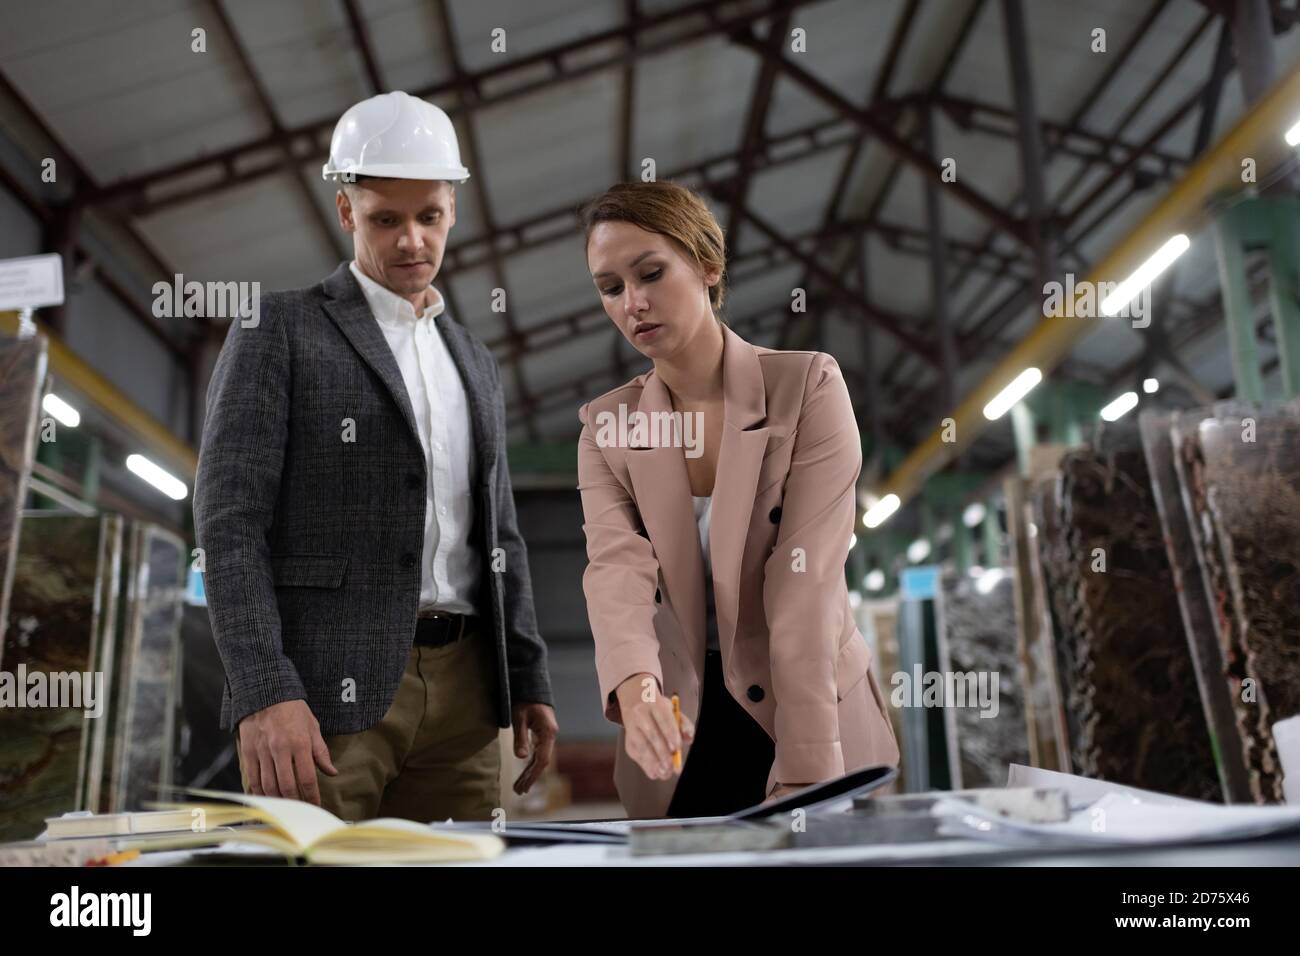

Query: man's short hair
[
  {"left": 340, "top": 174, "right": 376, "bottom": 199},
  {"left": 340, "top": 175, "right": 455, "bottom": 200}
]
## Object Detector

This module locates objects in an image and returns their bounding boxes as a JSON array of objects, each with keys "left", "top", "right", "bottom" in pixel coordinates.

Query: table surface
[{"left": 124, "top": 830, "right": 1300, "bottom": 867}]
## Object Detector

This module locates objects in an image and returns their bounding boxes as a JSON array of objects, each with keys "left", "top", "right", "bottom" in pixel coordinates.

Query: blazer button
[
  {"left": 747, "top": 684, "right": 765, "bottom": 703},
  {"left": 654, "top": 588, "right": 662, "bottom": 604},
  {"left": 406, "top": 473, "right": 421, "bottom": 490},
  {"left": 401, "top": 553, "right": 416, "bottom": 569},
  {"left": 769, "top": 506, "right": 782, "bottom": 524}
]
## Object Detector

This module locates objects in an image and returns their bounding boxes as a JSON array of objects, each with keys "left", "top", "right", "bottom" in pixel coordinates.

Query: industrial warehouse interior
[{"left": 2, "top": 0, "right": 1300, "bottom": 903}]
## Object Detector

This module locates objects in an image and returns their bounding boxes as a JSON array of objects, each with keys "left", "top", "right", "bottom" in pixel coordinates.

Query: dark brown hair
[{"left": 580, "top": 181, "right": 727, "bottom": 315}]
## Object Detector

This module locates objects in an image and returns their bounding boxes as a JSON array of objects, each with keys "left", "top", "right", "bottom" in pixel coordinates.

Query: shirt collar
[{"left": 349, "top": 260, "right": 446, "bottom": 327}]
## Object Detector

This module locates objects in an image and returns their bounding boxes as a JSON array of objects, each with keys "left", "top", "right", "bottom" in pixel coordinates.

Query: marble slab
[
  {"left": 1034, "top": 425, "right": 1221, "bottom": 801},
  {"left": 107, "top": 523, "right": 185, "bottom": 812},
  {"left": 1142, "top": 409, "right": 1252, "bottom": 803},
  {"left": 0, "top": 513, "right": 121, "bottom": 841},
  {"left": 1178, "top": 402, "right": 1300, "bottom": 804},
  {"left": 0, "top": 335, "right": 47, "bottom": 660},
  {"left": 935, "top": 570, "right": 1029, "bottom": 789}
]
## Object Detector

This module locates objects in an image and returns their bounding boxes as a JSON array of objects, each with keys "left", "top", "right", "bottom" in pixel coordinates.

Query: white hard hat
[{"left": 322, "top": 91, "right": 470, "bottom": 183}]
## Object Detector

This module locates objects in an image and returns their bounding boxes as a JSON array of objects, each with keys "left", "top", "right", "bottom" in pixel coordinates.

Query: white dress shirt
[{"left": 349, "top": 260, "right": 480, "bottom": 615}]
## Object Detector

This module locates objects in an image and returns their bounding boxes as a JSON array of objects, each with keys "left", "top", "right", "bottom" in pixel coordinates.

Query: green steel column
[
  {"left": 847, "top": 523, "right": 872, "bottom": 590},
  {"left": 1266, "top": 199, "right": 1300, "bottom": 398},
  {"left": 918, "top": 503, "right": 936, "bottom": 564},
  {"left": 1044, "top": 381, "right": 1104, "bottom": 447},
  {"left": 1214, "top": 208, "right": 1267, "bottom": 401},
  {"left": 34, "top": 429, "right": 59, "bottom": 511},
  {"left": 82, "top": 434, "right": 101, "bottom": 502},
  {"left": 1011, "top": 400, "right": 1036, "bottom": 476},
  {"left": 953, "top": 517, "right": 973, "bottom": 572},
  {"left": 982, "top": 500, "right": 1001, "bottom": 568}
]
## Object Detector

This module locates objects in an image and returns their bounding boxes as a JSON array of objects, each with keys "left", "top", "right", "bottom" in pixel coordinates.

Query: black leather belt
[{"left": 414, "top": 612, "right": 472, "bottom": 647}]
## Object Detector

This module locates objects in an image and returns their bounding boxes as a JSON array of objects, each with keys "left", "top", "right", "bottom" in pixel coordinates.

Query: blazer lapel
[
  {"left": 322, "top": 264, "right": 421, "bottom": 449},
  {"left": 625, "top": 325, "right": 771, "bottom": 672},
  {"left": 625, "top": 373, "right": 706, "bottom": 673},
  {"left": 709, "top": 325, "right": 770, "bottom": 658},
  {"left": 321, "top": 263, "right": 499, "bottom": 474}
]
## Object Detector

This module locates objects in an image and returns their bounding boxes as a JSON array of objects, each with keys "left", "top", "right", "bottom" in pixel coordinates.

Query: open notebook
[
  {"left": 140, "top": 789, "right": 505, "bottom": 864},
  {"left": 44, "top": 806, "right": 257, "bottom": 839}
]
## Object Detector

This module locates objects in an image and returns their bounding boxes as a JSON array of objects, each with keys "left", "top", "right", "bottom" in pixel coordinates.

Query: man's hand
[
  {"left": 510, "top": 702, "right": 558, "bottom": 795},
  {"left": 238, "top": 699, "right": 338, "bottom": 805},
  {"left": 614, "top": 673, "right": 695, "bottom": 781}
]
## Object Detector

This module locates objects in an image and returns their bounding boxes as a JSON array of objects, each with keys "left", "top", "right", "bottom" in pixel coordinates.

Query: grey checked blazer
[{"left": 193, "top": 262, "right": 553, "bottom": 735}]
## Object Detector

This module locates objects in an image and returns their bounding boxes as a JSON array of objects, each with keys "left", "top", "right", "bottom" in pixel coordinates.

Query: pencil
[{"left": 671, "top": 694, "right": 682, "bottom": 772}]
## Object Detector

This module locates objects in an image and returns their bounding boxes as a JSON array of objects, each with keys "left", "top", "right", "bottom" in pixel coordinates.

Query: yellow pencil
[{"left": 671, "top": 694, "right": 682, "bottom": 771}]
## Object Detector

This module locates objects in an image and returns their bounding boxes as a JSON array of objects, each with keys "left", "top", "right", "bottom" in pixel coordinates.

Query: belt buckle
[{"left": 428, "top": 611, "right": 464, "bottom": 644}]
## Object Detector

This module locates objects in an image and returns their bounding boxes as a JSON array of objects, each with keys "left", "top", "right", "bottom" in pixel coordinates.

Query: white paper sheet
[
  {"left": 934, "top": 790, "right": 1300, "bottom": 847},
  {"left": 1004, "top": 763, "right": 1212, "bottom": 810}
]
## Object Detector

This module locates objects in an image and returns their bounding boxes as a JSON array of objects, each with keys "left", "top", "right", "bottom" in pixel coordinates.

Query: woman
[{"left": 576, "top": 181, "right": 899, "bottom": 819}]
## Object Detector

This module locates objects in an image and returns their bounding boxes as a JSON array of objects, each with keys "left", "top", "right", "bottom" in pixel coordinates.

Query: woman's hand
[
  {"left": 614, "top": 673, "right": 695, "bottom": 781},
  {"left": 767, "top": 782, "right": 813, "bottom": 803}
]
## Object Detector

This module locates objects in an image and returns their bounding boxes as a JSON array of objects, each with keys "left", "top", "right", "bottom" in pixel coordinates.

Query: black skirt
[{"left": 666, "top": 648, "right": 775, "bottom": 818}]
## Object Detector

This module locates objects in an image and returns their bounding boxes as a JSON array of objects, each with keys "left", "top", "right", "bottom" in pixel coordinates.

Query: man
[{"left": 193, "top": 91, "right": 557, "bottom": 823}]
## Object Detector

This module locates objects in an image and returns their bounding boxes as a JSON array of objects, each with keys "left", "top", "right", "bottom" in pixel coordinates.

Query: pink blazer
[{"left": 577, "top": 324, "right": 899, "bottom": 818}]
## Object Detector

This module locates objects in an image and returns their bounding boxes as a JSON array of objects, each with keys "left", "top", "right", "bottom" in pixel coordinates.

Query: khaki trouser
[{"left": 240, "top": 622, "right": 502, "bottom": 823}]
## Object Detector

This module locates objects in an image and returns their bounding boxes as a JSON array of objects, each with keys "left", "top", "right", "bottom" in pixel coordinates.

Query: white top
[
  {"left": 350, "top": 260, "right": 479, "bottom": 615},
  {"left": 692, "top": 495, "right": 719, "bottom": 651},
  {"left": 692, "top": 495, "right": 712, "bottom": 573}
]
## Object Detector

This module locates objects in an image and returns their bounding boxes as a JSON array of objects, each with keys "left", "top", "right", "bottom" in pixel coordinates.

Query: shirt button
[
  {"left": 435, "top": 442, "right": 443, "bottom": 451},
  {"left": 439, "top": 506, "right": 448, "bottom": 516}
]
